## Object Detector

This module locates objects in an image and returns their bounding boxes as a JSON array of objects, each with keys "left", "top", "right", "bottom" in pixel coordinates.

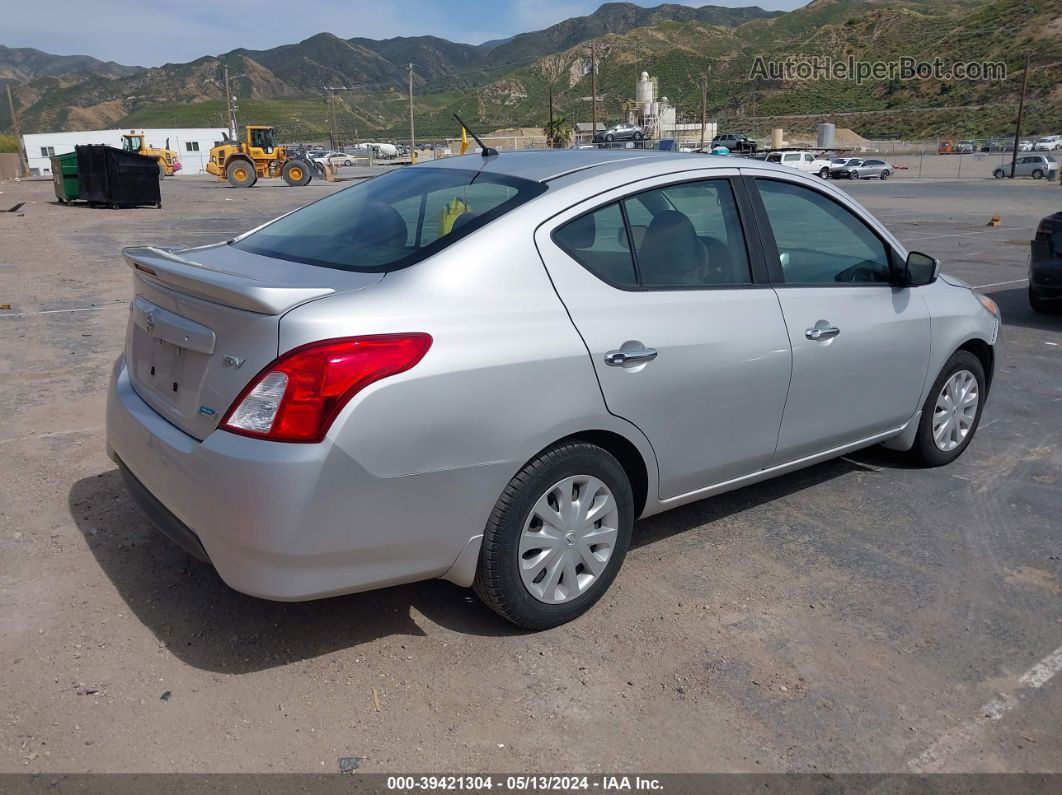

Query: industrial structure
[
  {"left": 625, "top": 71, "right": 717, "bottom": 147},
  {"left": 22, "top": 127, "right": 228, "bottom": 176}
]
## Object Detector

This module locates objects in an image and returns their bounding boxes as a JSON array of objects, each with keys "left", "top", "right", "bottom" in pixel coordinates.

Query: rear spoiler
[{"left": 122, "top": 246, "right": 333, "bottom": 315}]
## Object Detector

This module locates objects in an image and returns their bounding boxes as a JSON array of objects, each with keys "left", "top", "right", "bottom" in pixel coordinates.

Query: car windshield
[{"left": 234, "top": 167, "right": 546, "bottom": 272}]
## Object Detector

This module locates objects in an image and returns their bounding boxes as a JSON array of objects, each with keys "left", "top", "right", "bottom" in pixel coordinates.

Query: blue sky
[{"left": 6, "top": 0, "right": 808, "bottom": 67}]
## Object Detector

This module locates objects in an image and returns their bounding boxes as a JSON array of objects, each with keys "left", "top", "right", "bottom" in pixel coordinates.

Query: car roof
[{"left": 413, "top": 148, "right": 828, "bottom": 191}]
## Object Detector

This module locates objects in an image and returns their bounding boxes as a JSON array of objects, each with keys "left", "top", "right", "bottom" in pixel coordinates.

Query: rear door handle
[
  {"left": 805, "top": 325, "right": 840, "bottom": 341},
  {"left": 605, "top": 348, "right": 658, "bottom": 366}
]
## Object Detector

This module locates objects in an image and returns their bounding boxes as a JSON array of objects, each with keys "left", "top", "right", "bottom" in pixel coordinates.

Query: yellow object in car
[{"left": 439, "top": 197, "right": 470, "bottom": 235}]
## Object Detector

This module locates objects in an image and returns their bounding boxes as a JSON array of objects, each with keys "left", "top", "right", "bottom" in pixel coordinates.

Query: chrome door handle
[
  {"left": 805, "top": 325, "right": 840, "bottom": 341},
  {"left": 605, "top": 348, "right": 658, "bottom": 366}
]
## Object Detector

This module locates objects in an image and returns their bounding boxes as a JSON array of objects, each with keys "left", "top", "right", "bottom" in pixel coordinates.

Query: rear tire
[
  {"left": 473, "top": 441, "right": 634, "bottom": 630},
  {"left": 910, "top": 350, "right": 986, "bottom": 467},
  {"left": 225, "top": 160, "right": 257, "bottom": 188},
  {"left": 281, "top": 160, "right": 312, "bottom": 186},
  {"left": 1032, "top": 168, "right": 1045, "bottom": 180}
]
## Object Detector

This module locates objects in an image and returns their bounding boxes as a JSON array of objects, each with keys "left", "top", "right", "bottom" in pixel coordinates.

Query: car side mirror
[{"left": 904, "top": 251, "right": 940, "bottom": 286}]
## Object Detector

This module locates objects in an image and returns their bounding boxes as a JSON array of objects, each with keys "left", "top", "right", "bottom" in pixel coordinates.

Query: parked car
[
  {"left": 766, "top": 150, "right": 832, "bottom": 179},
  {"left": 981, "top": 139, "right": 1013, "bottom": 153},
  {"left": 956, "top": 141, "right": 976, "bottom": 154},
  {"left": 711, "top": 133, "right": 757, "bottom": 153},
  {"left": 835, "top": 158, "right": 892, "bottom": 180},
  {"left": 107, "top": 150, "right": 1001, "bottom": 629},
  {"left": 593, "top": 124, "right": 645, "bottom": 144},
  {"left": 993, "top": 154, "right": 1059, "bottom": 180},
  {"left": 1033, "top": 135, "right": 1062, "bottom": 151},
  {"left": 1018, "top": 139, "right": 1034, "bottom": 152},
  {"left": 322, "top": 152, "right": 354, "bottom": 166},
  {"left": 1029, "top": 212, "right": 1062, "bottom": 314},
  {"left": 829, "top": 157, "right": 864, "bottom": 177}
]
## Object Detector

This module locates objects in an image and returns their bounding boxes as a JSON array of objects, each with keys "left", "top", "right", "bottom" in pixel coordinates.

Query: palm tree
[{"left": 543, "top": 116, "right": 574, "bottom": 149}]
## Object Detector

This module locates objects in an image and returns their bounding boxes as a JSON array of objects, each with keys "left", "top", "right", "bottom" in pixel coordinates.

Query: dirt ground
[{"left": 0, "top": 171, "right": 1059, "bottom": 775}]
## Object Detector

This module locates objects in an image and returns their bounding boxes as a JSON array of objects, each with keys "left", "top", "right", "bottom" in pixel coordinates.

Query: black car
[
  {"left": 1029, "top": 212, "right": 1062, "bottom": 314},
  {"left": 711, "top": 133, "right": 757, "bottom": 153}
]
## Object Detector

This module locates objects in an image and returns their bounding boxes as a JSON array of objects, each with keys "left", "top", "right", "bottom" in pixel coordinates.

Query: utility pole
[
  {"left": 699, "top": 72, "right": 708, "bottom": 150},
  {"left": 324, "top": 87, "right": 355, "bottom": 150},
  {"left": 328, "top": 91, "right": 339, "bottom": 150},
  {"left": 1009, "top": 53, "right": 1030, "bottom": 179},
  {"left": 407, "top": 63, "right": 416, "bottom": 151},
  {"left": 548, "top": 83, "right": 555, "bottom": 148},
  {"left": 590, "top": 42, "right": 597, "bottom": 140},
  {"left": 6, "top": 84, "right": 29, "bottom": 177},
  {"left": 223, "top": 65, "right": 238, "bottom": 139}
]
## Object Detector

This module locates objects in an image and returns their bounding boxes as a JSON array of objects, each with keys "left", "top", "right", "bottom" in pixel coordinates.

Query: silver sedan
[
  {"left": 107, "top": 150, "right": 1001, "bottom": 628},
  {"left": 836, "top": 158, "right": 892, "bottom": 180}
]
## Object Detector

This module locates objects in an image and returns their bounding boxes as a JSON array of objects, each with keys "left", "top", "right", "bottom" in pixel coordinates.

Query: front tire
[
  {"left": 994, "top": 169, "right": 1005, "bottom": 179},
  {"left": 910, "top": 350, "right": 986, "bottom": 467},
  {"left": 849, "top": 170, "right": 858, "bottom": 179},
  {"left": 474, "top": 441, "right": 634, "bottom": 630},
  {"left": 225, "top": 160, "right": 257, "bottom": 188},
  {"left": 880, "top": 169, "right": 890, "bottom": 180},
  {"left": 282, "top": 160, "right": 312, "bottom": 186}
]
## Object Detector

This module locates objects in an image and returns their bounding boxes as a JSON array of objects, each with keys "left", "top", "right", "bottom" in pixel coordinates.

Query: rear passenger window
[
  {"left": 555, "top": 179, "right": 752, "bottom": 289},
  {"left": 553, "top": 203, "right": 637, "bottom": 287},
  {"left": 627, "top": 180, "right": 751, "bottom": 287}
]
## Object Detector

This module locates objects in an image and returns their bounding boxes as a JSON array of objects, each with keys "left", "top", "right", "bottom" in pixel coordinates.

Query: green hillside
[{"left": 3, "top": 0, "right": 1060, "bottom": 142}]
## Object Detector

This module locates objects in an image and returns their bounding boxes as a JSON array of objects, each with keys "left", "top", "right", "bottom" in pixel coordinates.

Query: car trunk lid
[{"left": 122, "top": 243, "right": 384, "bottom": 440}]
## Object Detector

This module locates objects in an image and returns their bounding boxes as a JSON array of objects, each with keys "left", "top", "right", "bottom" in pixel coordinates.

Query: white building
[{"left": 23, "top": 127, "right": 228, "bottom": 176}]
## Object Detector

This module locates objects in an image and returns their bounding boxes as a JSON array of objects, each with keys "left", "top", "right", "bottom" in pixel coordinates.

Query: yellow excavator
[
  {"left": 205, "top": 125, "right": 314, "bottom": 188},
  {"left": 121, "top": 131, "right": 181, "bottom": 177}
]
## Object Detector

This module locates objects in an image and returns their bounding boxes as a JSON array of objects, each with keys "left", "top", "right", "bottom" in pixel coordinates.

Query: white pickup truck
[{"left": 765, "top": 150, "right": 832, "bottom": 179}]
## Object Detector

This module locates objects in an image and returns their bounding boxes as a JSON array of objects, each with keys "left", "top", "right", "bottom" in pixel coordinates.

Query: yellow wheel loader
[
  {"left": 205, "top": 125, "right": 316, "bottom": 188},
  {"left": 121, "top": 131, "right": 181, "bottom": 178}
]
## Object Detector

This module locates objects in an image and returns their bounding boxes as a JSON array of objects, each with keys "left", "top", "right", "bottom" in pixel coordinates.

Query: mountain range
[{"left": 2, "top": 0, "right": 1059, "bottom": 142}]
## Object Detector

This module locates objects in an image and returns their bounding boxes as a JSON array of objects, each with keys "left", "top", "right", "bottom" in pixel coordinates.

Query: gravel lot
[{"left": 0, "top": 170, "right": 1059, "bottom": 774}]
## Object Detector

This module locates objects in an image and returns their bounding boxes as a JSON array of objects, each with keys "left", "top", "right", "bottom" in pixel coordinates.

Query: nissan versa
[{"left": 106, "top": 150, "right": 1001, "bottom": 629}]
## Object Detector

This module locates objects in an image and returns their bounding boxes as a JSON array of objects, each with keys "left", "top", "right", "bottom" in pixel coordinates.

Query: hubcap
[
  {"left": 518, "top": 475, "right": 619, "bottom": 604},
  {"left": 932, "top": 369, "right": 979, "bottom": 452}
]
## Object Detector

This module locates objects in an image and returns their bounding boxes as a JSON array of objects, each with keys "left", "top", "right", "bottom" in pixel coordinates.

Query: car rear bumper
[
  {"left": 106, "top": 356, "right": 506, "bottom": 599},
  {"left": 1030, "top": 257, "right": 1062, "bottom": 298}
]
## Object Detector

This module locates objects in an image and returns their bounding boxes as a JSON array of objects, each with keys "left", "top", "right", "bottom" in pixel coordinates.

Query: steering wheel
[{"left": 835, "top": 261, "right": 882, "bottom": 283}]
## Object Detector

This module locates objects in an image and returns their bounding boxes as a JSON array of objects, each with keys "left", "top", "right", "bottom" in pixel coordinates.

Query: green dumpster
[{"left": 51, "top": 152, "right": 80, "bottom": 203}]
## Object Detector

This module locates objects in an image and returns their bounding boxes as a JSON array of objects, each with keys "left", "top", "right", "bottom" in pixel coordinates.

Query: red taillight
[{"left": 220, "top": 334, "right": 432, "bottom": 443}]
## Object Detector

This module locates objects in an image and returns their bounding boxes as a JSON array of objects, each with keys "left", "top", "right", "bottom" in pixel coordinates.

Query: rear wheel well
[
  {"left": 564, "top": 430, "right": 649, "bottom": 518},
  {"left": 958, "top": 338, "right": 994, "bottom": 393}
]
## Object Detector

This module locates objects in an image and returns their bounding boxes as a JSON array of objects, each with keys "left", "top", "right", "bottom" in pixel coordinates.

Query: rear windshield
[{"left": 234, "top": 167, "right": 546, "bottom": 272}]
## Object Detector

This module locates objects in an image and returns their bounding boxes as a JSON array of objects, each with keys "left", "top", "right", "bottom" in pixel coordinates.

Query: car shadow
[
  {"left": 71, "top": 454, "right": 884, "bottom": 673},
  {"left": 985, "top": 286, "right": 1062, "bottom": 332},
  {"left": 629, "top": 455, "right": 879, "bottom": 550}
]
